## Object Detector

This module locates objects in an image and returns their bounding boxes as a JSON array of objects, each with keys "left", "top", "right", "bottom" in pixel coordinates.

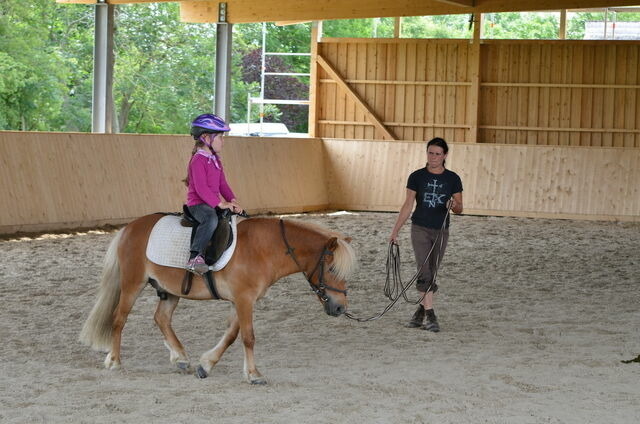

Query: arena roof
[{"left": 56, "top": 1, "right": 640, "bottom": 24}]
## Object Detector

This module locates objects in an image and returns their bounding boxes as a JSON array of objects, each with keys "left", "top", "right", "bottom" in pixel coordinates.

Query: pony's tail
[{"left": 79, "top": 229, "right": 123, "bottom": 352}]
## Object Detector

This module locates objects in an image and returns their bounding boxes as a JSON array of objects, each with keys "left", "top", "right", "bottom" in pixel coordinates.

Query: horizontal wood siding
[
  {"left": 323, "top": 139, "right": 640, "bottom": 221},
  {"left": 0, "top": 132, "right": 328, "bottom": 233}
]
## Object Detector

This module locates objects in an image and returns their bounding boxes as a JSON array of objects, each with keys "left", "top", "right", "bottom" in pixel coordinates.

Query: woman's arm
[
  {"left": 449, "top": 192, "right": 463, "bottom": 214},
  {"left": 390, "top": 189, "right": 417, "bottom": 243}
]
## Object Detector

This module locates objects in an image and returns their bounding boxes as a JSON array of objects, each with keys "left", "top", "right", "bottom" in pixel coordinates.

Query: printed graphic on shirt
[{"left": 422, "top": 179, "right": 446, "bottom": 208}]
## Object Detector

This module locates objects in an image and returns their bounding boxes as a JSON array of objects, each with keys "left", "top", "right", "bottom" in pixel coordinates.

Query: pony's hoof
[
  {"left": 104, "top": 354, "right": 121, "bottom": 370},
  {"left": 248, "top": 375, "right": 267, "bottom": 385},
  {"left": 176, "top": 360, "right": 190, "bottom": 371},
  {"left": 195, "top": 365, "right": 208, "bottom": 379}
]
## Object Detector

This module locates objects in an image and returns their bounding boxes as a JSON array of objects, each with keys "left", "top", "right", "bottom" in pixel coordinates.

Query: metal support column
[
  {"left": 92, "top": 1, "right": 114, "bottom": 133},
  {"left": 214, "top": 2, "right": 232, "bottom": 121}
]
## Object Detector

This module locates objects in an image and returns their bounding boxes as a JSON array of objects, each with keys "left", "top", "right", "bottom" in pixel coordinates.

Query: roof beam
[
  {"left": 179, "top": 1, "right": 640, "bottom": 24},
  {"left": 434, "top": 0, "right": 475, "bottom": 7},
  {"left": 56, "top": 1, "right": 640, "bottom": 23}
]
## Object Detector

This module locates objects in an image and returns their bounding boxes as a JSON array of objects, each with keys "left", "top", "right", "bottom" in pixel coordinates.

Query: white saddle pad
[{"left": 146, "top": 214, "right": 237, "bottom": 271}]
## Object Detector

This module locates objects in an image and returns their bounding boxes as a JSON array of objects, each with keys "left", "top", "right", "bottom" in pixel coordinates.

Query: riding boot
[
  {"left": 423, "top": 309, "right": 440, "bottom": 333},
  {"left": 405, "top": 305, "right": 425, "bottom": 328}
]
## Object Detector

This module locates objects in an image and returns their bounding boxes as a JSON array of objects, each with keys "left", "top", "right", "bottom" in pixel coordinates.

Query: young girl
[{"left": 185, "top": 113, "right": 243, "bottom": 274}]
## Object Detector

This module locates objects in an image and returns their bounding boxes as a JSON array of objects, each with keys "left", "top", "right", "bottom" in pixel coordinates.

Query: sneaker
[
  {"left": 405, "top": 305, "right": 425, "bottom": 328},
  {"left": 423, "top": 309, "right": 440, "bottom": 333},
  {"left": 186, "top": 255, "right": 209, "bottom": 274}
]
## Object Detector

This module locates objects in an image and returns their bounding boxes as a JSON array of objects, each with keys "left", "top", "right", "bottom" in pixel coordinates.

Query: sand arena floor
[{"left": 0, "top": 212, "right": 638, "bottom": 423}]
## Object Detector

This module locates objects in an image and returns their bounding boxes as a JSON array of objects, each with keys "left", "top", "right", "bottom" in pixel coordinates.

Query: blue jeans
[{"left": 188, "top": 203, "right": 219, "bottom": 256}]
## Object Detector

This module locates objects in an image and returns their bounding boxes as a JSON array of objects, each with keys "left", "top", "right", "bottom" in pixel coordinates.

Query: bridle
[{"left": 279, "top": 219, "right": 348, "bottom": 302}]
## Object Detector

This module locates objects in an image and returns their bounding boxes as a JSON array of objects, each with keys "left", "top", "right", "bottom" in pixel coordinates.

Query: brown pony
[{"left": 79, "top": 213, "right": 357, "bottom": 384}]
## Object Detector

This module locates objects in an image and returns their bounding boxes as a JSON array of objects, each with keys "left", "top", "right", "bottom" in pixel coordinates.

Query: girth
[{"left": 180, "top": 269, "right": 222, "bottom": 300}]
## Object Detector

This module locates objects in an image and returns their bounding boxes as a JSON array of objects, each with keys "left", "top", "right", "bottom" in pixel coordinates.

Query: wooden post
[
  {"left": 559, "top": 9, "right": 567, "bottom": 39},
  {"left": 394, "top": 17, "right": 402, "bottom": 38},
  {"left": 308, "top": 21, "right": 322, "bottom": 137},
  {"left": 467, "top": 13, "right": 483, "bottom": 143}
]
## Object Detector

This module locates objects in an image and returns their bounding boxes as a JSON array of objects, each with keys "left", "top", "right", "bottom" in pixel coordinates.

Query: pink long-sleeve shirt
[{"left": 186, "top": 150, "right": 236, "bottom": 208}]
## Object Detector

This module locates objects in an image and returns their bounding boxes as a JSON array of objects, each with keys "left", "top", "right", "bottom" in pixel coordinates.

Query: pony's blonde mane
[{"left": 294, "top": 220, "right": 358, "bottom": 280}]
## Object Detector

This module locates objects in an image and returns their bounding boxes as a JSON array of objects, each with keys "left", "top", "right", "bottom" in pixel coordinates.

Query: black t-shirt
[{"left": 407, "top": 167, "right": 463, "bottom": 229}]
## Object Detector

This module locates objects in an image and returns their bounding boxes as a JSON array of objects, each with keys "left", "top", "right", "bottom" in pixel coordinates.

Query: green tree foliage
[
  {"left": 401, "top": 15, "right": 472, "bottom": 38},
  {"left": 2, "top": 3, "right": 637, "bottom": 133},
  {"left": 113, "top": 4, "right": 216, "bottom": 133},
  {"left": 0, "top": 0, "right": 83, "bottom": 130},
  {"left": 483, "top": 12, "right": 559, "bottom": 39}
]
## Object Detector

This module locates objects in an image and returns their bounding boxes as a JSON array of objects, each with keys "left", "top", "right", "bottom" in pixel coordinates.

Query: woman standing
[{"left": 390, "top": 137, "right": 463, "bottom": 332}]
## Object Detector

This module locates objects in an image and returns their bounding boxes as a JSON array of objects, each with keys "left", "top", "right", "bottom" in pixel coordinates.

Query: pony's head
[{"left": 308, "top": 234, "right": 357, "bottom": 317}]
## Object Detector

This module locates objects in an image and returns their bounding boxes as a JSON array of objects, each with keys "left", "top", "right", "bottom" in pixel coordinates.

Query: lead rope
[{"left": 344, "top": 205, "right": 451, "bottom": 322}]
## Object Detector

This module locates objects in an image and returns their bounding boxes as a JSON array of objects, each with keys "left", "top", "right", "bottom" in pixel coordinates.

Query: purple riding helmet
[{"left": 190, "top": 113, "right": 230, "bottom": 141}]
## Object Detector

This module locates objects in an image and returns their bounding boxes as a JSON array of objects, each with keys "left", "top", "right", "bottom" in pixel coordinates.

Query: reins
[
  {"left": 279, "top": 219, "right": 347, "bottom": 303},
  {"left": 343, "top": 205, "right": 451, "bottom": 322}
]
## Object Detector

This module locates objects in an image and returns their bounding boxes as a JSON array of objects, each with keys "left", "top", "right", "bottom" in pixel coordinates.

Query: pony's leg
[
  {"left": 197, "top": 311, "right": 240, "bottom": 378},
  {"left": 236, "top": 299, "right": 266, "bottom": 385},
  {"left": 104, "top": 275, "right": 146, "bottom": 370},
  {"left": 154, "top": 294, "right": 190, "bottom": 371}
]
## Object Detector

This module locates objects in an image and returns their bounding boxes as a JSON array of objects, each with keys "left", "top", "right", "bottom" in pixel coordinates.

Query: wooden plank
[
  {"left": 321, "top": 79, "right": 472, "bottom": 86},
  {"left": 404, "top": 42, "right": 418, "bottom": 141},
  {"left": 344, "top": 43, "right": 357, "bottom": 140},
  {"left": 517, "top": 44, "right": 530, "bottom": 144},
  {"left": 394, "top": 42, "right": 408, "bottom": 140},
  {"left": 495, "top": 44, "right": 509, "bottom": 143},
  {"left": 317, "top": 54, "right": 396, "bottom": 140},
  {"left": 320, "top": 120, "right": 471, "bottom": 129},
  {"left": 434, "top": 0, "right": 475, "bottom": 6},
  {"left": 591, "top": 45, "right": 606, "bottom": 146},
  {"left": 365, "top": 42, "right": 378, "bottom": 139},
  {"left": 334, "top": 43, "right": 348, "bottom": 139},
  {"left": 445, "top": 43, "right": 458, "bottom": 142},
  {"left": 527, "top": 44, "right": 541, "bottom": 145},
  {"left": 323, "top": 43, "right": 337, "bottom": 138},
  {"left": 385, "top": 43, "right": 397, "bottom": 139},
  {"left": 176, "top": 1, "right": 640, "bottom": 24},
  {"left": 435, "top": 43, "right": 447, "bottom": 141},
  {"left": 414, "top": 43, "right": 427, "bottom": 142},
  {"left": 580, "top": 45, "right": 595, "bottom": 146},
  {"left": 569, "top": 46, "right": 584, "bottom": 146},
  {"left": 355, "top": 43, "right": 368, "bottom": 139},
  {"left": 425, "top": 42, "right": 438, "bottom": 141},
  {"left": 455, "top": 43, "right": 469, "bottom": 142},
  {"left": 625, "top": 46, "right": 639, "bottom": 148},
  {"left": 479, "top": 125, "right": 639, "bottom": 133},
  {"left": 602, "top": 45, "right": 616, "bottom": 146},
  {"left": 548, "top": 45, "right": 563, "bottom": 145},
  {"left": 308, "top": 22, "right": 320, "bottom": 137},
  {"left": 613, "top": 45, "right": 628, "bottom": 147},
  {"left": 374, "top": 43, "right": 388, "bottom": 140}
]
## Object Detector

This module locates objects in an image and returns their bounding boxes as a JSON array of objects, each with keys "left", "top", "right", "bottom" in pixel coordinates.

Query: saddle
[
  {"left": 146, "top": 208, "right": 240, "bottom": 301},
  {"left": 181, "top": 205, "right": 234, "bottom": 266}
]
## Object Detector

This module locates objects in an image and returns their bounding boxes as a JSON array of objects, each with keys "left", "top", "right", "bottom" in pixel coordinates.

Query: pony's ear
[
  {"left": 326, "top": 237, "right": 339, "bottom": 251},
  {"left": 343, "top": 236, "right": 352, "bottom": 243}
]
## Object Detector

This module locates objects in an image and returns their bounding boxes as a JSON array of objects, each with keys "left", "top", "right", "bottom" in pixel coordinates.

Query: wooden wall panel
[
  {"left": 323, "top": 139, "right": 640, "bottom": 221},
  {"left": 314, "top": 38, "right": 640, "bottom": 146},
  {"left": 479, "top": 41, "right": 640, "bottom": 147},
  {"left": 0, "top": 132, "right": 328, "bottom": 233},
  {"left": 317, "top": 38, "right": 473, "bottom": 143}
]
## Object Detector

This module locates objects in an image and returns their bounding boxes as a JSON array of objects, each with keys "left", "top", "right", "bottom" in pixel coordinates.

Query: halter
[{"left": 279, "top": 219, "right": 348, "bottom": 302}]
